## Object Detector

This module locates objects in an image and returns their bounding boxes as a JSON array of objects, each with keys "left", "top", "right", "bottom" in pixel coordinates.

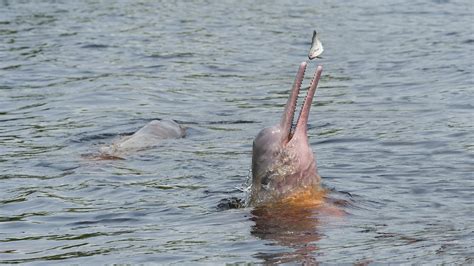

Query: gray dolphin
[
  {"left": 100, "top": 119, "right": 185, "bottom": 157},
  {"left": 249, "top": 62, "right": 323, "bottom": 206}
]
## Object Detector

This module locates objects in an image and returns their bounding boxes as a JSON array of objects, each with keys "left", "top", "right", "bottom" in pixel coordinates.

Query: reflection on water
[
  {"left": 1, "top": 0, "right": 473, "bottom": 264},
  {"left": 251, "top": 204, "right": 322, "bottom": 264},
  {"left": 250, "top": 190, "right": 349, "bottom": 264}
]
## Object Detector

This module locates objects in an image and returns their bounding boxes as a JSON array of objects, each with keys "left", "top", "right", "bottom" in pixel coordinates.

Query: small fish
[{"left": 308, "top": 30, "right": 324, "bottom": 60}]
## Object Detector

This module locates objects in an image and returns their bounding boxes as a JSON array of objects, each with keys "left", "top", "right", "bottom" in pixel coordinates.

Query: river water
[{"left": 1, "top": 0, "right": 473, "bottom": 264}]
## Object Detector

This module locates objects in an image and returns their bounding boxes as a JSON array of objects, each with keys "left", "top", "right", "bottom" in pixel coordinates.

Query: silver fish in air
[{"left": 308, "top": 30, "right": 324, "bottom": 60}]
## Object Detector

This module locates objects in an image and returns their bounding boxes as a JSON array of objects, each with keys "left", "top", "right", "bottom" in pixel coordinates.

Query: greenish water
[{"left": 0, "top": 0, "right": 473, "bottom": 264}]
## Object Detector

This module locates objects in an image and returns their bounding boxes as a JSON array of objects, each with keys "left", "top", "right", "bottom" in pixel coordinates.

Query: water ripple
[{"left": 0, "top": 0, "right": 472, "bottom": 264}]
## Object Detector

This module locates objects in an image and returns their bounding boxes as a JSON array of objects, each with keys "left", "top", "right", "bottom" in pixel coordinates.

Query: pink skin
[{"left": 249, "top": 62, "right": 323, "bottom": 206}]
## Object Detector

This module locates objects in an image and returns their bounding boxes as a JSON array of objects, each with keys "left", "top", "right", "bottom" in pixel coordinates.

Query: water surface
[{"left": 0, "top": 0, "right": 473, "bottom": 264}]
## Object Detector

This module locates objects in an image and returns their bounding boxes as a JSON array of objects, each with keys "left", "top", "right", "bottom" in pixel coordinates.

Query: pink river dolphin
[
  {"left": 99, "top": 120, "right": 185, "bottom": 158},
  {"left": 248, "top": 62, "right": 324, "bottom": 206}
]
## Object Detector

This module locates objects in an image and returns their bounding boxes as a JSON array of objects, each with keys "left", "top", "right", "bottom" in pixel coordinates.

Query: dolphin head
[{"left": 249, "top": 62, "right": 323, "bottom": 206}]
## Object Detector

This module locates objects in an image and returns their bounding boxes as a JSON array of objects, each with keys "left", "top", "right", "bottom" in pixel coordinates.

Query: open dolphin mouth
[{"left": 280, "top": 62, "right": 323, "bottom": 143}]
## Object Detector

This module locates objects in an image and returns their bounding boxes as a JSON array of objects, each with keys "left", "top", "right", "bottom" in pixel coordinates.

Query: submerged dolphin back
[{"left": 100, "top": 120, "right": 185, "bottom": 156}]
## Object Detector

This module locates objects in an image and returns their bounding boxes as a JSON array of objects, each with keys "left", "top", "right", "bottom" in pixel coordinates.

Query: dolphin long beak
[
  {"left": 294, "top": 65, "right": 323, "bottom": 137},
  {"left": 280, "top": 63, "right": 323, "bottom": 143},
  {"left": 280, "top": 62, "right": 307, "bottom": 143}
]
